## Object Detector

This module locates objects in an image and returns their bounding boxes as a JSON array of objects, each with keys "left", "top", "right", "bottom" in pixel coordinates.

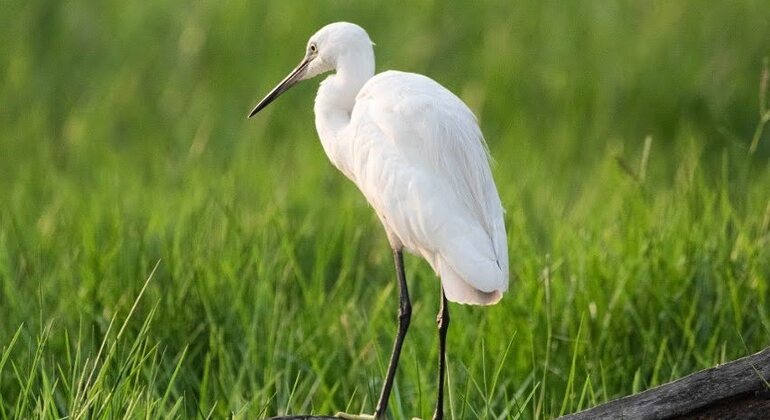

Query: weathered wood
[{"left": 559, "top": 346, "right": 770, "bottom": 419}]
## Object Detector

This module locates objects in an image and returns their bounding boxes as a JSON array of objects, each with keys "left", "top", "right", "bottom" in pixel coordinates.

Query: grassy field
[{"left": 2, "top": 1, "right": 770, "bottom": 418}]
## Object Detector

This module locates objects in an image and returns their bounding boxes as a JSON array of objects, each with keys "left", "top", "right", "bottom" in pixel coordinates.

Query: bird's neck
[{"left": 314, "top": 52, "right": 374, "bottom": 166}]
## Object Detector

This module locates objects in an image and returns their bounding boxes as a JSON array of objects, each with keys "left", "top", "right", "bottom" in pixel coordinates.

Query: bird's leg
[
  {"left": 337, "top": 249, "right": 411, "bottom": 420},
  {"left": 433, "top": 287, "right": 450, "bottom": 420},
  {"left": 374, "top": 249, "right": 412, "bottom": 416}
]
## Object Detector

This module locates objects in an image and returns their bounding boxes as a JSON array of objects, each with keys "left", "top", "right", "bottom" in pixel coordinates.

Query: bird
[{"left": 248, "top": 22, "right": 508, "bottom": 420}]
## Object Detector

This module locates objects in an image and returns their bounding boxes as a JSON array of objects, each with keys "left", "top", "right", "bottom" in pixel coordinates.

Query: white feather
[
  {"left": 278, "top": 22, "right": 509, "bottom": 305},
  {"left": 351, "top": 71, "right": 508, "bottom": 304}
]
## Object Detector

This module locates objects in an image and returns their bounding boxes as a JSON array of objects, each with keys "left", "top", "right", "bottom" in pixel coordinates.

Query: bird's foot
[
  {"left": 334, "top": 413, "right": 377, "bottom": 420},
  {"left": 334, "top": 411, "right": 426, "bottom": 420}
]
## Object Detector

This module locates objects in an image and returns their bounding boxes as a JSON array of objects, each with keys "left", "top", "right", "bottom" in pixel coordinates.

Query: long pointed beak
[{"left": 248, "top": 57, "right": 311, "bottom": 118}]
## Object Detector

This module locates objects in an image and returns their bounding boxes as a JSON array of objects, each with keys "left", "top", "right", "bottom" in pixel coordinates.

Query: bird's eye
[{"left": 309, "top": 43, "right": 318, "bottom": 53}]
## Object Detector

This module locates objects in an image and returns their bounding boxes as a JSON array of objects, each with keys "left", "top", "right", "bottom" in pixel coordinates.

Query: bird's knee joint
[
  {"left": 399, "top": 308, "right": 412, "bottom": 321},
  {"left": 398, "top": 304, "right": 412, "bottom": 323},
  {"left": 401, "top": 300, "right": 412, "bottom": 314}
]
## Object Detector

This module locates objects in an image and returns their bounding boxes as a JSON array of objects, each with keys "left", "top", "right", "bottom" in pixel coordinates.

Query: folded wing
[{"left": 349, "top": 71, "right": 509, "bottom": 305}]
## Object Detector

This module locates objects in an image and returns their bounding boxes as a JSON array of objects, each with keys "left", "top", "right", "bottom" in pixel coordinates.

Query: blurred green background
[{"left": 1, "top": 1, "right": 769, "bottom": 419}]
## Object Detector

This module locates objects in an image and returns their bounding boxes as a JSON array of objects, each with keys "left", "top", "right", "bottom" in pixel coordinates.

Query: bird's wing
[{"left": 350, "top": 71, "right": 509, "bottom": 303}]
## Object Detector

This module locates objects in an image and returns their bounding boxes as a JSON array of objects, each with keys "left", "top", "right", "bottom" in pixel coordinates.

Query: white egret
[{"left": 248, "top": 22, "right": 509, "bottom": 420}]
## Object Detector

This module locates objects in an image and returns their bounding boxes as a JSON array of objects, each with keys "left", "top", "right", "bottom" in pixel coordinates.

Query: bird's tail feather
[{"left": 438, "top": 257, "right": 503, "bottom": 305}]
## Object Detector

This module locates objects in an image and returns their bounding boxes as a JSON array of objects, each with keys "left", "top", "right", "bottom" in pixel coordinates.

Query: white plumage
[
  {"left": 341, "top": 71, "right": 508, "bottom": 304},
  {"left": 254, "top": 21, "right": 509, "bottom": 305},
  {"left": 248, "top": 21, "right": 509, "bottom": 419}
]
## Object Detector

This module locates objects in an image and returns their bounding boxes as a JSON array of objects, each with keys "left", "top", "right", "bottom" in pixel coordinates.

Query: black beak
[{"left": 248, "top": 57, "right": 311, "bottom": 118}]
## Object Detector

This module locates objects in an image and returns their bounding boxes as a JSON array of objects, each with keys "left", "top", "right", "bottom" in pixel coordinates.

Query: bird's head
[{"left": 248, "top": 22, "right": 374, "bottom": 118}]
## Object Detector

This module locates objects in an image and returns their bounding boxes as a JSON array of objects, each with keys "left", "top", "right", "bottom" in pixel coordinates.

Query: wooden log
[{"left": 559, "top": 346, "right": 770, "bottom": 419}]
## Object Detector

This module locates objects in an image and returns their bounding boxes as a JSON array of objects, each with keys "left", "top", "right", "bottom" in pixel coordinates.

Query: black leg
[
  {"left": 373, "top": 249, "right": 412, "bottom": 419},
  {"left": 433, "top": 287, "right": 450, "bottom": 420}
]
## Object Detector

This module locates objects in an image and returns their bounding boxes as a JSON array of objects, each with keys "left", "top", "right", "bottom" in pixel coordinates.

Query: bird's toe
[{"left": 334, "top": 412, "right": 377, "bottom": 420}]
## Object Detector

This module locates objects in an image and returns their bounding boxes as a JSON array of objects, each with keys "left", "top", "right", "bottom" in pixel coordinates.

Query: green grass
[{"left": 2, "top": 1, "right": 770, "bottom": 418}]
